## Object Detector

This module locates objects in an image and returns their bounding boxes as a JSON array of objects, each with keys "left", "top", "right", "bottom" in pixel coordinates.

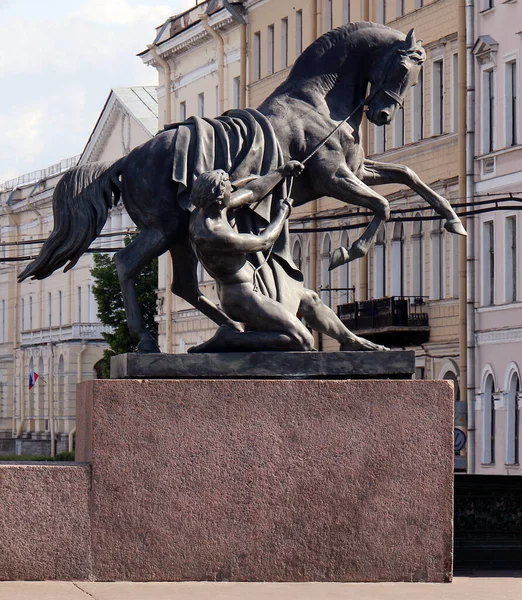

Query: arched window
[
  {"left": 303, "top": 239, "right": 311, "bottom": 289},
  {"left": 391, "top": 222, "right": 405, "bottom": 297},
  {"left": 339, "top": 231, "right": 350, "bottom": 304},
  {"left": 412, "top": 216, "right": 424, "bottom": 298},
  {"left": 375, "top": 225, "right": 386, "bottom": 298},
  {"left": 483, "top": 373, "right": 496, "bottom": 464},
  {"left": 321, "top": 235, "right": 332, "bottom": 307},
  {"left": 442, "top": 370, "right": 460, "bottom": 403},
  {"left": 431, "top": 219, "right": 445, "bottom": 299},
  {"left": 506, "top": 371, "right": 520, "bottom": 465},
  {"left": 197, "top": 262, "right": 205, "bottom": 283},
  {"left": 292, "top": 239, "right": 303, "bottom": 272}
]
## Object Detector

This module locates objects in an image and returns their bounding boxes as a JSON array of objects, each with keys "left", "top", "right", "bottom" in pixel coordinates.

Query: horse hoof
[
  {"left": 329, "top": 247, "right": 350, "bottom": 270},
  {"left": 137, "top": 340, "right": 161, "bottom": 353},
  {"left": 445, "top": 219, "right": 467, "bottom": 237}
]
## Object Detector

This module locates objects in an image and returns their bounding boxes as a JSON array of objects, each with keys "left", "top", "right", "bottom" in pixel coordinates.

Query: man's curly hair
[{"left": 190, "top": 169, "right": 230, "bottom": 210}]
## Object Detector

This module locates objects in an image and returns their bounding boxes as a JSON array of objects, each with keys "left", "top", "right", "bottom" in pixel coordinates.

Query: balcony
[
  {"left": 337, "top": 297, "right": 430, "bottom": 347},
  {"left": 20, "top": 323, "right": 112, "bottom": 347}
]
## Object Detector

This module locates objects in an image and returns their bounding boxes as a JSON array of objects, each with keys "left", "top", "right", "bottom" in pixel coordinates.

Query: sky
[{"left": 0, "top": 0, "right": 197, "bottom": 184}]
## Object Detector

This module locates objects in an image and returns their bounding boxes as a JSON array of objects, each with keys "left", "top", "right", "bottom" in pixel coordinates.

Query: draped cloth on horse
[{"left": 166, "top": 108, "right": 304, "bottom": 312}]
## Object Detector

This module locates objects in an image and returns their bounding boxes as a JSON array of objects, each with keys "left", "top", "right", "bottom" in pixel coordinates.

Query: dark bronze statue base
[{"left": 110, "top": 350, "right": 415, "bottom": 380}]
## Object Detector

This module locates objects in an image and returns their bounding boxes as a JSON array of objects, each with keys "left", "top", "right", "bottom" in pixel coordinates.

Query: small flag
[{"left": 28, "top": 368, "right": 39, "bottom": 390}]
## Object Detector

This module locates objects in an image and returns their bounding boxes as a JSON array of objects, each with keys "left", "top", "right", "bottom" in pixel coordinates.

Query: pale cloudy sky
[{"left": 0, "top": 0, "right": 196, "bottom": 184}]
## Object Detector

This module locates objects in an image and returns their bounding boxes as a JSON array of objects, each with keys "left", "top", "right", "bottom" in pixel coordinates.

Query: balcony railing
[
  {"left": 20, "top": 323, "right": 112, "bottom": 346},
  {"left": 337, "top": 296, "right": 430, "bottom": 347}
]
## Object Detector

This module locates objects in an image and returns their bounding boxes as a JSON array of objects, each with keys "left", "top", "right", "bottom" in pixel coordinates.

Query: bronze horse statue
[{"left": 20, "top": 22, "right": 465, "bottom": 352}]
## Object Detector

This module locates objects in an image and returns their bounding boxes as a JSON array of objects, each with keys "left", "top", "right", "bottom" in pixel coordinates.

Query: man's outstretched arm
[{"left": 228, "top": 160, "right": 304, "bottom": 210}]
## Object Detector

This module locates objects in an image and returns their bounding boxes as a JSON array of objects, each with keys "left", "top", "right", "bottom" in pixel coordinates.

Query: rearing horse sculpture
[{"left": 19, "top": 22, "right": 465, "bottom": 352}]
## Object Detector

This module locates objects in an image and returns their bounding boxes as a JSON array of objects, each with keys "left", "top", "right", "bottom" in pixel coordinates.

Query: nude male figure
[
  {"left": 188, "top": 160, "right": 386, "bottom": 353},
  {"left": 189, "top": 160, "right": 315, "bottom": 352}
]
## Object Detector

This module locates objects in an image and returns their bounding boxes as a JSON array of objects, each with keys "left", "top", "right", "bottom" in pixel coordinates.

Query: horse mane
[{"left": 288, "top": 21, "right": 401, "bottom": 81}]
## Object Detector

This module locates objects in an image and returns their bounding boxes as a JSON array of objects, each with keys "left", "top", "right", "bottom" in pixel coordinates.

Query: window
[
  {"left": 374, "top": 125, "right": 386, "bottom": 154},
  {"left": 292, "top": 239, "right": 303, "bottom": 272},
  {"left": 253, "top": 31, "right": 261, "bottom": 80},
  {"left": 414, "top": 0, "right": 424, "bottom": 8},
  {"left": 0, "top": 299, "right": 5, "bottom": 342},
  {"left": 325, "top": 0, "right": 333, "bottom": 30},
  {"left": 391, "top": 223, "right": 405, "bottom": 297},
  {"left": 179, "top": 101, "right": 186, "bottom": 121},
  {"left": 412, "top": 218, "right": 423, "bottom": 298},
  {"left": 321, "top": 235, "right": 333, "bottom": 307},
  {"left": 431, "top": 219, "right": 445, "bottom": 300},
  {"left": 342, "top": 0, "right": 350, "bottom": 24},
  {"left": 506, "top": 372, "right": 520, "bottom": 465},
  {"left": 483, "top": 221, "right": 495, "bottom": 305},
  {"left": 339, "top": 231, "right": 350, "bottom": 304},
  {"left": 29, "top": 296, "right": 33, "bottom": 330},
  {"left": 483, "top": 374, "right": 496, "bottom": 464},
  {"left": 281, "top": 18, "right": 288, "bottom": 69},
  {"left": 482, "top": 0, "right": 494, "bottom": 9},
  {"left": 21, "top": 298, "right": 25, "bottom": 330},
  {"left": 412, "top": 70, "right": 424, "bottom": 142},
  {"left": 396, "top": 0, "right": 405, "bottom": 17},
  {"left": 87, "top": 284, "right": 92, "bottom": 322},
  {"left": 451, "top": 231, "right": 459, "bottom": 298},
  {"left": 197, "top": 93, "right": 204, "bottom": 117},
  {"left": 432, "top": 59, "right": 444, "bottom": 135},
  {"left": 393, "top": 106, "right": 405, "bottom": 147},
  {"left": 58, "top": 290, "right": 62, "bottom": 326},
  {"left": 483, "top": 69, "right": 495, "bottom": 153},
  {"left": 215, "top": 85, "right": 219, "bottom": 115},
  {"left": 377, "top": 0, "right": 385, "bottom": 24},
  {"left": 233, "top": 77, "right": 241, "bottom": 109},
  {"left": 375, "top": 226, "right": 387, "bottom": 298},
  {"left": 48, "top": 292, "right": 52, "bottom": 327},
  {"left": 77, "top": 286, "right": 82, "bottom": 322},
  {"left": 506, "top": 216, "right": 517, "bottom": 303},
  {"left": 452, "top": 53, "right": 459, "bottom": 132},
  {"left": 506, "top": 60, "right": 518, "bottom": 147},
  {"left": 267, "top": 25, "right": 275, "bottom": 76},
  {"left": 296, "top": 11, "right": 303, "bottom": 56}
]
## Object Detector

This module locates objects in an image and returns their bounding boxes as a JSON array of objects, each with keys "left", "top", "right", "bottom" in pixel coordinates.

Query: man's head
[{"left": 191, "top": 169, "right": 232, "bottom": 210}]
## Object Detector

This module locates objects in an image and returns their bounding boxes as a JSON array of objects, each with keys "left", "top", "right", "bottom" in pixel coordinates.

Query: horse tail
[{"left": 18, "top": 158, "right": 124, "bottom": 282}]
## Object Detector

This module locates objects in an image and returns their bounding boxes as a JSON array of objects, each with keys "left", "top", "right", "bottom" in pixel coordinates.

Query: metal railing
[
  {"left": 337, "top": 296, "right": 429, "bottom": 331},
  {"left": 0, "top": 155, "right": 80, "bottom": 193}
]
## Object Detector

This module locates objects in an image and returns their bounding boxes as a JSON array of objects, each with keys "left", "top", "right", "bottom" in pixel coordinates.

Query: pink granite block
[
  {"left": 0, "top": 464, "right": 91, "bottom": 580},
  {"left": 76, "top": 379, "right": 453, "bottom": 583}
]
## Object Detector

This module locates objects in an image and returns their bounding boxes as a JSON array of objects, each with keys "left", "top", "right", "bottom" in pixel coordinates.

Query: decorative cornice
[
  {"left": 476, "top": 327, "right": 522, "bottom": 345},
  {"left": 142, "top": 11, "right": 237, "bottom": 66}
]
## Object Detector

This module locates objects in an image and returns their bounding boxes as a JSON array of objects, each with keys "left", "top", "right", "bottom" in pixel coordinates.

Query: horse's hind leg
[
  {"left": 170, "top": 237, "right": 242, "bottom": 332},
  {"left": 114, "top": 229, "right": 170, "bottom": 353}
]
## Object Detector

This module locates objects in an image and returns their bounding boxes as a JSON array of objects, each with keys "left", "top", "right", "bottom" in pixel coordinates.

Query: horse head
[{"left": 366, "top": 28, "right": 426, "bottom": 127}]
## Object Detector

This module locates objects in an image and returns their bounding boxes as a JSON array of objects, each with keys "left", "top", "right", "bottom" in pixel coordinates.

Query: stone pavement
[{"left": 0, "top": 578, "right": 521, "bottom": 600}]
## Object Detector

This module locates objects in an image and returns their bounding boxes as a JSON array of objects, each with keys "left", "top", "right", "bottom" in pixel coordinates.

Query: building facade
[
  {"left": 472, "top": 1, "right": 522, "bottom": 475},
  {"left": 0, "top": 87, "right": 158, "bottom": 455}
]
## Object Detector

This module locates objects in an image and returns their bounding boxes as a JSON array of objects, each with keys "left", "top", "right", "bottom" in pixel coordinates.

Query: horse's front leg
[
  {"left": 311, "top": 163, "right": 390, "bottom": 270},
  {"left": 362, "top": 159, "right": 467, "bottom": 236}
]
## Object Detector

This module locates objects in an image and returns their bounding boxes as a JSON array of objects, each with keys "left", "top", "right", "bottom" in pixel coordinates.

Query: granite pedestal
[{"left": 76, "top": 365, "right": 453, "bottom": 583}]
